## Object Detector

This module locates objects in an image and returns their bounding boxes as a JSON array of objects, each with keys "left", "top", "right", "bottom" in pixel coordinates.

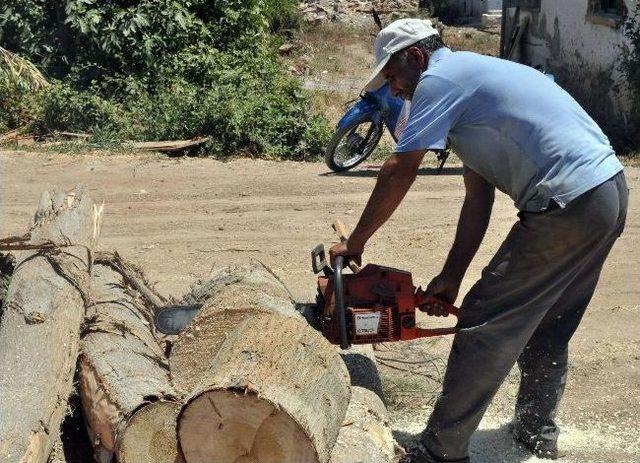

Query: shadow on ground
[{"left": 320, "top": 166, "right": 464, "bottom": 177}]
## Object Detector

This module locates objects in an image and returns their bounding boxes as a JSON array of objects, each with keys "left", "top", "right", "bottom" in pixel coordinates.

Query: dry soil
[{"left": 1, "top": 150, "right": 637, "bottom": 462}]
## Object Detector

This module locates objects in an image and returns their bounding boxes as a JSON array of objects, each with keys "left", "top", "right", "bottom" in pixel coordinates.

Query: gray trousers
[{"left": 421, "top": 171, "right": 628, "bottom": 462}]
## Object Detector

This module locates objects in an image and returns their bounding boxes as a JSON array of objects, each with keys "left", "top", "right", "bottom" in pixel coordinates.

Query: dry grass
[
  {"left": 295, "top": 22, "right": 377, "bottom": 82},
  {"left": 308, "top": 89, "right": 354, "bottom": 125},
  {"left": 622, "top": 151, "right": 640, "bottom": 166},
  {"left": 0, "top": 46, "right": 48, "bottom": 90},
  {"left": 443, "top": 25, "right": 501, "bottom": 56}
]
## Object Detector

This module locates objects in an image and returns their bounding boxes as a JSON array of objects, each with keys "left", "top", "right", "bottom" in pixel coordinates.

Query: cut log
[
  {"left": 169, "top": 262, "right": 298, "bottom": 394},
  {"left": 78, "top": 257, "right": 180, "bottom": 463},
  {"left": 330, "top": 386, "right": 399, "bottom": 463},
  {"left": 297, "top": 303, "right": 385, "bottom": 400},
  {"left": 177, "top": 312, "right": 352, "bottom": 463},
  {"left": 0, "top": 187, "right": 100, "bottom": 463}
]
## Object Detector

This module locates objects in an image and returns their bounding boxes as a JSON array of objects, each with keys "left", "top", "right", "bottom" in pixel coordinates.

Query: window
[
  {"left": 598, "top": 0, "right": 624, "bottom": 15},
  {"left": 587, "top": 0, "right": 627, "bottom": 28}
]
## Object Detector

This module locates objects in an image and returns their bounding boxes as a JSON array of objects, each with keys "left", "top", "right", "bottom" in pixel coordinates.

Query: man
[{"left": 329, "top": 18, "right": 627, "bottom": 462}]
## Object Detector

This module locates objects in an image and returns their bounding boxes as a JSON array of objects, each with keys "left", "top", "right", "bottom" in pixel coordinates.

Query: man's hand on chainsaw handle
[
  {"left": 329, "top": 240, "right": 363, "bottom": 269},
  {"left": 424, "top": 273, "right": 461, "bottom": 315}
]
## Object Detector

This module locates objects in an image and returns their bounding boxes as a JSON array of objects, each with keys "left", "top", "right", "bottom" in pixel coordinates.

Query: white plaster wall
[{"left": 519, "top": 0, "right": 635, "bottom": 140}]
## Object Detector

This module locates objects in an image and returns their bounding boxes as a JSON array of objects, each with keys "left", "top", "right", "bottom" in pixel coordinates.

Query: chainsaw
[{"left": 310, "top": 221, "right": 459, "bottom": 349}]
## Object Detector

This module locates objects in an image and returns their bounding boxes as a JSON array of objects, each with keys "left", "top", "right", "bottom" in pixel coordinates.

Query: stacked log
[
  {"left": 0, "top": 188, "right": 100, "bottom": 463},
  {"left": 330, "top": 386, "right": 397, "bottom": 463},
  {"left": 173, "top": 264, "right": 399, "bottom": 463},
  {"left": 0, "top": 189, "right": 401, "bottom": 463},
  {"left": 178, "top": 313, "right": 352, "bottom": 462},
  {"left": 78, "top": 253, "right": 181, "bottom": 463}
]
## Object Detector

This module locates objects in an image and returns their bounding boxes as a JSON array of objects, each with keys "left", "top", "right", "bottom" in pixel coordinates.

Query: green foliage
[
  {"left": 0, "top": 0, "right": 266, "bottom": 81},
  {"left": 262, "top": 0, "right": 301, "bottom": 33},
  {"left": 0, "top": 0, "right": 330, "bottom": 160},
  {"left": 34, "top": 81, "right": 132, "bottom": 137},
  {"left": 622, "top": 7, "right": 640, "bottom": 147},
  {"left": 0, "top": 76, "right": 39, "bottom": 132}
]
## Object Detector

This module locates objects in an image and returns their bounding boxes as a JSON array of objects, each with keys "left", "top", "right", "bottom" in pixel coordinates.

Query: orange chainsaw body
[{"left": 316, "top": 263, "right": 458, "bottom": 346}]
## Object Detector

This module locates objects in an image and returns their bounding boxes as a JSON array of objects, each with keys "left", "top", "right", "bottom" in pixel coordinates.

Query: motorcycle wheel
[{"left": 324, "top": 115, "right": 384, "bottom": 172}]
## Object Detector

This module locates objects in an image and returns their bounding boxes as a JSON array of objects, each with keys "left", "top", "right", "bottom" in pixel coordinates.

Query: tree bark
[
  {"left": 169, "top": 262, "right": 298, "bottom": 394},
  {"left": 78, "top": 257, "right": 180, "bottom": 463},
  {"left": 330, "top": 386, "right": 399, "bottom": 463},
  {"left": 177, "top": 312, "right": 352, "bottom": 463},
  {"left": 0, "top": 187, "right": 100, "bottom": 463}
]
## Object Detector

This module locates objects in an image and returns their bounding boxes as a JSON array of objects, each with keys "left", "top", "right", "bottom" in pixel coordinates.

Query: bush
[
  {"left": 35, "top": 82, "right": 133, "bottom": 138},
  {"left": 0, "top": 0, "right": 330, "bottom": 160},
  {"left": 0, "top": 77, "right": 37, "bottom": 132},
  {"left": 263, "top": 0, "right": 301, "bottom": 33}
]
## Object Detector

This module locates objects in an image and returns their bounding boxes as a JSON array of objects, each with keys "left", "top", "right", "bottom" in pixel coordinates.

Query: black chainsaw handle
[{"left": 334, "top": 255, "right": 350, "bottom": 350}]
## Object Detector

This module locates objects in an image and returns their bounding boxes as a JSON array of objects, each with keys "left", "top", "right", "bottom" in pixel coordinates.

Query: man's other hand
[
  {"left": 329, "top": 240, "right": 363, "bottom": 269},
  {"left": 425, "top": 273, "right": 461, "bottom": 306}
]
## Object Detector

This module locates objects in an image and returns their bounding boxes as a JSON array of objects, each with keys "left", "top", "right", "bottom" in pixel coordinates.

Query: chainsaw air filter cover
[{"left": 316, "top": 264, "right": 417, "bottom": 345}]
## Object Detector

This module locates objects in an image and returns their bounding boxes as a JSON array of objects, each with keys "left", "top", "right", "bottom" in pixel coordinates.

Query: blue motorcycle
[
  {"left": 324, "top": 83, "right": 450, "bottom": 172},
  {"left": 324, "top": 83, "right": 405, "bottom": 172}
]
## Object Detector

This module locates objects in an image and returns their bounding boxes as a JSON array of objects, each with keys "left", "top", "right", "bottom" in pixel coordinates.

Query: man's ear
[{"left": 406, "top": 46, "right": 427, "bottom": 70}]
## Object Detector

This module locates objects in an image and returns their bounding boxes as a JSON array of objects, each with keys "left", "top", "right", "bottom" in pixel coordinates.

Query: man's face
[{"left": 382, "top": 47, "right": 425, "bottom": 101}]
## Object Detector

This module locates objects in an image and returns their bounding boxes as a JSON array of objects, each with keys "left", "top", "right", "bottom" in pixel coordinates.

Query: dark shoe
[
  {"left": 399, "top": 442, "right": 470, "bottom": 463},
  {"left": 399, "top": 442, "right": 439, "bottom": 463},
  {"left": 510, "top": 423, "right": 559, "bottom": 460}
]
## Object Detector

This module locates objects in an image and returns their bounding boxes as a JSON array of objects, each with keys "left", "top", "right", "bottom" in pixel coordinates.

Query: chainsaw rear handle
[
  {"left": 420, "top": 295, "right": 459, "bottom": 318},
  {"left": 414, "top": 294, "right": 460, "bottom": 337},
  {"left": 334, "top": 255, "right": 350, "bottom": 350}
]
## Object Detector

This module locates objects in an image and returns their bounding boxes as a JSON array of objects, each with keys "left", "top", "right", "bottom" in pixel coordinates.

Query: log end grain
[
  {"left": 117, "top": 401, "right": 184, "bottom": 463},
  {"left": 178, "top": 389, "right": 318, "bottom": 463}
]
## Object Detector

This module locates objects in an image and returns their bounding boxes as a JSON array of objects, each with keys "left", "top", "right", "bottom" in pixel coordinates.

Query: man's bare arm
[
  {"left": 427, "top": 169, "right": 495, "bottom": 303},
  {"left": 349, "top": 151, "right": 425, "bottom": 246}
]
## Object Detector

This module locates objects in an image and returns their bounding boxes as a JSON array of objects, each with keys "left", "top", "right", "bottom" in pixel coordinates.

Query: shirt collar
[{"left": 427, "top": 47, "right": 452, "bottom": 70}]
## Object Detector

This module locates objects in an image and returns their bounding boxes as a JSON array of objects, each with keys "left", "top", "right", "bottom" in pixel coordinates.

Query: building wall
[{"left": 510, "top": 0, "right": 636, "bottom": 147}]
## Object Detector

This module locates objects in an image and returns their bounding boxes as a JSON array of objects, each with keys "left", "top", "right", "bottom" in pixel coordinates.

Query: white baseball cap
[{"left": 364, "top": 18, "right": 439, "bottom": 92}]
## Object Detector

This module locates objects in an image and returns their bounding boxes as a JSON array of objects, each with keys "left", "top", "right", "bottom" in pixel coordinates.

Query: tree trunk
[
  {"left": 78, "top": 256, "right": 180, "bottom": 463},
  {"left": 330, "top": 386, "right": 399, "bottom": 463},
  {"left": 177, "top": 312, "right": 352, "bottom": 463},
  {"left": 169, "top": 262, "right": 298, "bottom": 394},
  {"left": 0, "top": 187, "right": 100, "bottom": 463}
]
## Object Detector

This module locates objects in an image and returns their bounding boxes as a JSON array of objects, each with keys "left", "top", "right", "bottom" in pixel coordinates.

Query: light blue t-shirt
[{"left": 395, "top": 48, "right": 623, "bottom": 211}]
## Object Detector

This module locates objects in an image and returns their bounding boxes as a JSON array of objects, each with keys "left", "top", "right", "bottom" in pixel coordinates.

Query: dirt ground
[{"left": 1, "top": 150, "right": 637, "bottom": 462}]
